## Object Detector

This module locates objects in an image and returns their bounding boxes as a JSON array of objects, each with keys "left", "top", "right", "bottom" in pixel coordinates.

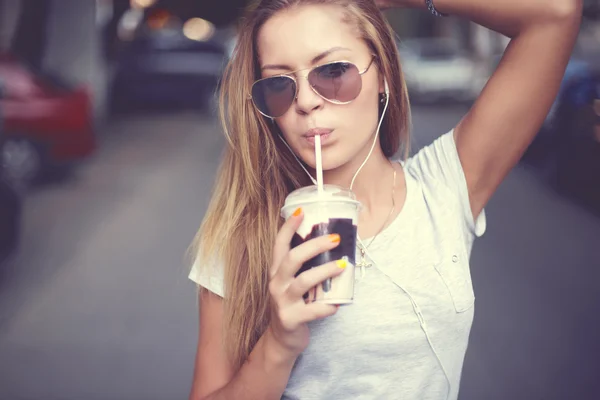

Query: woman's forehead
[{"left": 256, "top": 4, "right": 366, "bottom": 68}]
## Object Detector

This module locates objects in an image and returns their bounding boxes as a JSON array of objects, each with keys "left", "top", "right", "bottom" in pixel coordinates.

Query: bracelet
[{"left": 425, "top": 0, "right": 448, "bottom": 17}]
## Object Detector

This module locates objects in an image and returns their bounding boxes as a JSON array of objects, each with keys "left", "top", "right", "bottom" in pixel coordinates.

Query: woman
[{"left": 188, "top": 0, "right": 581, "bottom": 399}]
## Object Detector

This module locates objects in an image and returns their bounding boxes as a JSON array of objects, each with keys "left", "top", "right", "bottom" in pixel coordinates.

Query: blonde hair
[{"left": 189, "top": 0, "right": 411, "bottom": 370}]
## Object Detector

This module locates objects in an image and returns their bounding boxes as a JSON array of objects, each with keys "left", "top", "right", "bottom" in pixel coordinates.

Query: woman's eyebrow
[{"left": 261, "top": 46, "right": 351, "bottom": 71}]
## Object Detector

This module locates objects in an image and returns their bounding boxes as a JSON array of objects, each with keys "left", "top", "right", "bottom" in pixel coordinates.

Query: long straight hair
[{"left": 190, "top": 0, "right": 411, "bottom": 370}]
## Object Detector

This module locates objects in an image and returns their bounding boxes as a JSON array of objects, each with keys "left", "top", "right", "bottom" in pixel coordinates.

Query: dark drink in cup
[{"left": 281, "top": 184, "right": 361, "bottom": 304}]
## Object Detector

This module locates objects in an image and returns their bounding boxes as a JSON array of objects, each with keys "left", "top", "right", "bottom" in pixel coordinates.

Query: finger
[
  {"left": 288, "top": 259, "right": 347, "bottom": 299},
  {"left": 277, "top": 301, "right": 339, "bottom": 331},
  {"left": 280, "top": 233, "right": 341, "bottom": 278},
  {"left": 296, "top": 301, "right": 339, "bottom": 324},
  {"left": 271, "top": 207, "right": 304, "bottom": 278}
]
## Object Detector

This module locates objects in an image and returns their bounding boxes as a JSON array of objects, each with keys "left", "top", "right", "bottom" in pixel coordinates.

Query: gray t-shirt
[{"left": 189, "top": 130, "right": 486, "bottom": 400}]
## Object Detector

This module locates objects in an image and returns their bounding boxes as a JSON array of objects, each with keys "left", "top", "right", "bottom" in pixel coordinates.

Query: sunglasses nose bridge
[
  {"left": 295, "top": 75, "right": 314, "bottom": 99},
  {"left": 294, "top": 74, "right": 327, "bottom": 112}
]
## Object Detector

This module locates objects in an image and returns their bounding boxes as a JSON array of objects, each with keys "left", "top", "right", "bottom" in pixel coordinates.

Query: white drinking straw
[{"left": 314, "top": 134, "right": 324, "bottom": 196}]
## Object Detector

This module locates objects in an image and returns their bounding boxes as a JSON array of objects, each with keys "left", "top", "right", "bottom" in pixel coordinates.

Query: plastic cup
[{"left": 281, "top": 184, "right": 361, "bottom": 304}]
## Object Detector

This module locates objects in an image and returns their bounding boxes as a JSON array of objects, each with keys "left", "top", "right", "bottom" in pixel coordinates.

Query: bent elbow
[{"left": 548, "top": 0, "right": 583, "bottom": 23}]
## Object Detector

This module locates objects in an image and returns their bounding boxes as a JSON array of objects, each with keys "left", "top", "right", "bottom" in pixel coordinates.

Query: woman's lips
[
  {"left": 305, "top": 133, "right": 331, "bottom": 145},
  {"left": 303, "top": 128, "right": 333, "bottom": 145}
]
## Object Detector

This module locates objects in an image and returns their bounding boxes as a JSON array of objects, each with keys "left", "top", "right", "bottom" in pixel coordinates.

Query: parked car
[
  {"left": 536, "top": 57, "right": 594, "bottom": 148},
  {"left": 398, "top": 38, "right": 477, "bottom": 103},
  {"left": 109, "top": 27, "right": 229, "bottom": 114},
  {"left": 0, "top": 54, "right": 96, "bottom": 186},
  {"left": 550, "top": 71, "right": 600, "bottom": 212}
]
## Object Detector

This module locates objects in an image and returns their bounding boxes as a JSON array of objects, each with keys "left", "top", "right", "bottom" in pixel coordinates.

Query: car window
[
  {"left": 0, "top": 64, "right": 41, "bottom": 98},
  {"left": 34, "top": 70, "right": 75, "bottom": 93},
  {"left": 0, "top": 61, "right": 75, "bottom": 98}
]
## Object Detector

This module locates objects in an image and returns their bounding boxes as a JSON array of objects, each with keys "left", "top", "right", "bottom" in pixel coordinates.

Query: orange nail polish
[
  {"left": 293, "top": 207, "right": 302, "bottom": 217},
  {"left": 329, "top": 234, "right": 341, "bottom": 243}
]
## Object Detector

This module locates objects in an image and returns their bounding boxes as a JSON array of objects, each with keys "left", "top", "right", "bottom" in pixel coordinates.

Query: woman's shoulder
[{"left": 403, "top": 130, "right": 459, "bottom": 188}]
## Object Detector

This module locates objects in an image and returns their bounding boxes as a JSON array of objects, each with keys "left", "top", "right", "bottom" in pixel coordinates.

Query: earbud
[{"left": 384, "top": 78, "right": 389, "bottom": 96}]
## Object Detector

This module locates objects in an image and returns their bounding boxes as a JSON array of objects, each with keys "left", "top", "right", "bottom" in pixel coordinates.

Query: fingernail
[
  {"left": 293, "top": 207, "right": 302, "bottom": 217},
  {"left": 329, "top": 234, "right": 341, "bottom": 243},
  {"left": 336, "top": 259, "right": 347, "bottom": 269}
]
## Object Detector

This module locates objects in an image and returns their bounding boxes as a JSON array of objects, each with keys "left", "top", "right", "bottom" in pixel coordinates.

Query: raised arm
[{"left": 389, "top": 0, "right": 583, "bottom": 219}]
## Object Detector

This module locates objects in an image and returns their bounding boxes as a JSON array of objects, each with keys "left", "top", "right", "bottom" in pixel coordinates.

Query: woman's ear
[{"left": 379, "top": 77, "right": 389, "bottom": 96}]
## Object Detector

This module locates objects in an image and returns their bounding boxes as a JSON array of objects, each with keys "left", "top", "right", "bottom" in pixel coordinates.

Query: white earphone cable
[
  {"left": 277, "top": 133, "right": 318, "bottom": 185},
  {"left": 350, "top": 83, "right": 389, "bottom": 191},
  {"left": 358, "top": 244, "right": 452, "bottom": 400}
]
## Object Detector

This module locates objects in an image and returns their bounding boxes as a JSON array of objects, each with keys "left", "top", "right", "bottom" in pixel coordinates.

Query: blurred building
[{"left": 0, "top": 0, "right": 20, "bottom": 51}]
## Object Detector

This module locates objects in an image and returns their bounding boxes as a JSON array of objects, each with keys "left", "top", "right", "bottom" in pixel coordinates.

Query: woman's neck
[{"left": 322, "top": 147, "right": 395, "bottom": 212}]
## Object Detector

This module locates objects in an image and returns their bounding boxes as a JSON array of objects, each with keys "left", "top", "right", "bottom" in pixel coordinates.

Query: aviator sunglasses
[{"left": 249, "top": 56, "right": 376, "bottom": 119}]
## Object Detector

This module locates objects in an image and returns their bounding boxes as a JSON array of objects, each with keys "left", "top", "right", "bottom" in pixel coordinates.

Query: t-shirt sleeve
[
  {"left": 188, "top": 253, "right": 225, "bottom": 298},
  {"left": 406, "top": 129, "right": 486, "bottom": 239}
]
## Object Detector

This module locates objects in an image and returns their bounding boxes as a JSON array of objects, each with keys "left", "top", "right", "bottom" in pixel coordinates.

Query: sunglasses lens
[
  {"left": 308, "top": 62, "right": 362, "bottom": 103},
  {"left": 251, "top": 76, "right": 296, "bottom": 118}
]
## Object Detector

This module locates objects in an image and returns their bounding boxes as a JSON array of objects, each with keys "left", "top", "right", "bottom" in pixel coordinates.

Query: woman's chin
[
  {"left": 296, "top": 146, "right": 353, "bottom": 173},
  {"left": 304, "top": 159, "right": 348, "bottom": 174}
]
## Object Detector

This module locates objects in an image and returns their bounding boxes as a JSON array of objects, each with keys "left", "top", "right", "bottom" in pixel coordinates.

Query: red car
[{"left": 0, "top": 54, "right": 96, "bottom": 184}]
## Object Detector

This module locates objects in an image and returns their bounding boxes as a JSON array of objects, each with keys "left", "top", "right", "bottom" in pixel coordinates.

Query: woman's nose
[{"left": 294, "top": 77, "right": 324, "bottom": 115}]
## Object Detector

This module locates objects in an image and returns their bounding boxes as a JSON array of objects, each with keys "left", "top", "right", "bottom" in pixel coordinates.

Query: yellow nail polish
[
  {"left": 329, "top": 234, "right": 341, "bottom": 243},
  {"left": 336, "top": 259, "right": 347, "bottom": 269},
  {"left": 293, "top": 207, "right": 302, "bottom": 217}
]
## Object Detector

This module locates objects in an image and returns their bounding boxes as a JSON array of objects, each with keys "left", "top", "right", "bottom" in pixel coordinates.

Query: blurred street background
[{"left": 0, "top": 1, "right": 599, "bottom": 399}]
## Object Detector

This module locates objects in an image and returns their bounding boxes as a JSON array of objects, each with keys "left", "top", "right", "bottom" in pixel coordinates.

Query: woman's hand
[{"left": 266, "top": 208, "right": 346, "bottom": 358}]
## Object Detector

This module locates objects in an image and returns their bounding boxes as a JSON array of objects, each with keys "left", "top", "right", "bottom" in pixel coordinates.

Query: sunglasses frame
[{"left": 249, "top": 55, "right": 377, "bottom": 119}]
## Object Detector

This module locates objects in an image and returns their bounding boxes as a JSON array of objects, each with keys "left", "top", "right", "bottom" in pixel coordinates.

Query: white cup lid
[{"left": 282, "top": 184, "right": 361, "bottom": 211}]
